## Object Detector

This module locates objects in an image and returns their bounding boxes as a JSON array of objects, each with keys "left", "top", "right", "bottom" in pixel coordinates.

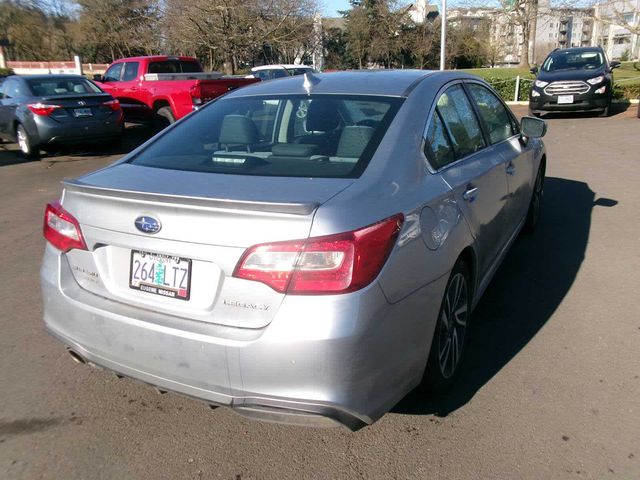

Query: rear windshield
[
  {"left": 148, "top": 60, "right": 202, "bottom": 74},
  {"left": 287, "top": 67, "right": 315, "bottom": 76},
  {"left": 27, "top": 78, "right": 102, "bottom": 96},
  {"left": 128, "top": 95, "right": 402, "bottom": 178},
  {"left": 542, "top": 51, "right": 604, "bottom": 72}
]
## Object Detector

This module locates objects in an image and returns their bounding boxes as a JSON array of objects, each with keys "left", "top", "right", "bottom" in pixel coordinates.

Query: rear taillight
[
  {"left": 190, "top": 85, "right": 202, "bottom": 105},
  {"left": 101, "top": 99, "right": 121, "bottom": 111},
  {"left": 28, "top": 103, "right": 61, "bottom": 116},
  {"left": 234, "top": 214, "right": 404, "bottom": 294},
  {"left": 43, "top": 201, "right": 87, "bottom": 252}
]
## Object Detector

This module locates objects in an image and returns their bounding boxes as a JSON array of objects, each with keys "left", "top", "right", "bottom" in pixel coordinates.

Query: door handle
[
  {"left": 506, "top": 162, "right": 516, "bottom": 175},
  {"left": 463, "top": 185, "right": 479, "bottom": 202}
]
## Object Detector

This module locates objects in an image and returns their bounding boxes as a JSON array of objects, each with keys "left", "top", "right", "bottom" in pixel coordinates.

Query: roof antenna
[{"left": 303, "top": 72, "right": 321, "bottom": 95}]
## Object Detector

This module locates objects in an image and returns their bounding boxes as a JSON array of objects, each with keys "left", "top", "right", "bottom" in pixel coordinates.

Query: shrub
[
  {"left": 485, "top": 77, "right": 532, "bottom": 102},
  {"left": 613, "top": 82, "right": 640, "bottom": 100},
  {"left": 0, "top": 67, "right": 15, "bottom": 76}
]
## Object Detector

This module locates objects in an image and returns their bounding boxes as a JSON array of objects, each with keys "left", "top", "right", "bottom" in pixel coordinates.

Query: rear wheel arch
[
  {"left": 458, "top": 246, "right": 477, "bottom": 307},
  {"left": 152, "top": 99, "right": 171, "bottom": 113},
  {"left": 152, "top": 100, "right": 175, "bottom": 130}
]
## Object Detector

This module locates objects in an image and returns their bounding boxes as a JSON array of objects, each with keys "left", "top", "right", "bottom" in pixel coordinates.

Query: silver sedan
[{"left": 41, "top": 70, "right": 547, "bottom": 430}]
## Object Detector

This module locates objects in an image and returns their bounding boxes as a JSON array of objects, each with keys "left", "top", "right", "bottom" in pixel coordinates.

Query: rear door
[
  {"left": 0, "top": 78, "right": 24, "bottom": 136},
  {"left": 426, "top": 83, "right": 511, "bottom": 277},
  {"left": 465, "top": 82, "right": 535, "bottom": 229}
]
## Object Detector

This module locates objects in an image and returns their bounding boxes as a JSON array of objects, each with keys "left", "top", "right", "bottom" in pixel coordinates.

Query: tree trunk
[{"left": 518, "top": 23, "right": 530, "bottom": 69}]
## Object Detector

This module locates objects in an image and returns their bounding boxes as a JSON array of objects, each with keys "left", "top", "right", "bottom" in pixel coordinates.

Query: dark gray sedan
[{"left": 0, "top": 75, "right": 123, "bottom": 158}]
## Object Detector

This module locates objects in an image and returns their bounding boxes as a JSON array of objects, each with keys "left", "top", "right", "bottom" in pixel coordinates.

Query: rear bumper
[
  {"left": 32, "top": 115, "right": 123, "bottom": 146},
  {"left": 41, "top": 245, "right": 446, "bottom": 429}
]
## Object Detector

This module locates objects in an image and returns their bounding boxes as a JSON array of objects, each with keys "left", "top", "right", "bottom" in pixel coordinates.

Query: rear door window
[
  {"left": 436, "top": 84, "right": 486, "bottom": 159},
  {"left": 148, "top": 60, "right": 202, "bottom": 74},
  {"left": 424, "top": 110, "right": 456, "bottom": 169},
  {"left": 2, "top": 79, "right": 26, "bottom": 98},
  {"left": 122, "top": 62, "right": 140, "bottom": 81}
]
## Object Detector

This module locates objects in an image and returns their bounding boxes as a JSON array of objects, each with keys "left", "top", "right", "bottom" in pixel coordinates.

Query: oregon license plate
[
  {"left": 129, "top": 250, "right": 192, "bottom": 300},
  {"left": 557, "top": 95, "right": 574, "bottom": 104},
  {"left": 73, "top": 108, "right": 93, "bottom": 117}
]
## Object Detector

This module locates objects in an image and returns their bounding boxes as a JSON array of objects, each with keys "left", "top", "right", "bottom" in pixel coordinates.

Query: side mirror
[
  {"left": 521, "top": 116, "right": 547, "bottom": 138},
  {"left": 93, "top": 74, "right": 104, "bottom": 82},
  {"left": 530, "top": 66, "right": 539, "bottom": 74},
  {"left": 609, "top": 60, "right": 621, "bottom": 70}
]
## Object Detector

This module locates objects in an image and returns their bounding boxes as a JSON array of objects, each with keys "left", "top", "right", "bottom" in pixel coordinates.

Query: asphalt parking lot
[{"left": 1, "top": 105, "right": 639, "bottom": 480}]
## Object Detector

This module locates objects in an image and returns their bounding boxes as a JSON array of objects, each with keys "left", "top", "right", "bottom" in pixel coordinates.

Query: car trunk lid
[
  {"left": 39, "top": 93, "right": 116, "bottom": 123},
  {"left": 59, "top": 163, "right": 353, "bottom": 328}
]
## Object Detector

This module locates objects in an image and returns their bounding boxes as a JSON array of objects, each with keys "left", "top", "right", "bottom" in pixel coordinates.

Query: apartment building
[{"left": 448, "top": 0, "right": 636, "bottom": 65}]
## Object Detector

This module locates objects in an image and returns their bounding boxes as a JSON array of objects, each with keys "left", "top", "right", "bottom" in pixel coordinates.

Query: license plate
[
  {"left": 129, "top": 250, "right": 192, "bottom": 300},
  {"left": 557, "top": 95, "right": 574, "bottom": 104},
  {"left": 73, "top": 108, "right": 93, "bottom": 117}
]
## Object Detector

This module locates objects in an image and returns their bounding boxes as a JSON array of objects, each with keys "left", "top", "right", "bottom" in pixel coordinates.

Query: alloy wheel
[
  {"left": 17, "top": 126, "right": 30, "bottom": 155},
  {"left": 531, "top": 171, "right": 543, "bottom": 226},
  {"left": 437, "top": 272, "right": 469, "bottom": 379}
]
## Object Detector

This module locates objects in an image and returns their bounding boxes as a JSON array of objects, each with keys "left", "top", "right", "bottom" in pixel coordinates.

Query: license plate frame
[
  {"left": 73, "top": 107, "right": 93, "bottom": 117},
  {"left": 557, "top": 95, "right": 574, "bottom": 104},
  {"left": 129, "top": 250, "right": 192, "bottom": 301}
]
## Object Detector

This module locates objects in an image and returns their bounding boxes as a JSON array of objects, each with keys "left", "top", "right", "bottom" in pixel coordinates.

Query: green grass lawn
[
  {"left": 460, "top": 67, "right": 535, "bottom": 80},
  {"left": 461, "top": 63, "right": 640, "bottom": 83}
]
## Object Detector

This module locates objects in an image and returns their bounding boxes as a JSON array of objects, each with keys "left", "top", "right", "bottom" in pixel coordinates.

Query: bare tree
[{"left": 163, "top": 0, "right": 318, "bottom": 74}]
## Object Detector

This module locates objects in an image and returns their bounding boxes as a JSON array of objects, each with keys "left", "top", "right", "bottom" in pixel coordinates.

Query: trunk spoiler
[
  {"left": 39, "top": 93, "right": 111, "bottom": 103},
  {"left": 62, "top": 179, "right": 319, "bottom": 216}
]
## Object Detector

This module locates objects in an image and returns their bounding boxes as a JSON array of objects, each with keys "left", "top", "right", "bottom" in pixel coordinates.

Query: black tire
[
  {"left": 154, "top": 106, "right": 175, "bottom": 131},
  {"left": 422, "top": 258, "right": 471, "bottom": 394},
  {"left": 523, "top": 165, "right": 544, "bottom": 234},
  {"left": 16, "top": 124, "right": 39, "bottom": 159},
  {"left": 599, "top": 98, "right": 611, "bottom": 117},
  {"left": 528, "top": 108, "right": 541, "bottom": 118}
]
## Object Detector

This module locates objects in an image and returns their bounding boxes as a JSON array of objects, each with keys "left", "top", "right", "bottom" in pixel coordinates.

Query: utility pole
[{"left": 440, "top": 0, "right": 447, "bottom": 70}]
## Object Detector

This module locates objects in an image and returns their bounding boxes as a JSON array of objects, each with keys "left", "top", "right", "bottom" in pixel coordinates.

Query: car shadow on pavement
[
  {"left": 540, "top": 101, "right": 633, "bottom": 119},
  {"left": 393, "top": 176, "right": 617, "bottom": 418},
  {"left": 0, "top": 125, "right": 154, "bottom": 166}
]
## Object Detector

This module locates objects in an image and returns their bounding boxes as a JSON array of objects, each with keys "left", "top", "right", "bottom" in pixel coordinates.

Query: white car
[{"left": 250, "top": 64, "right": 316, "bottom": 81}]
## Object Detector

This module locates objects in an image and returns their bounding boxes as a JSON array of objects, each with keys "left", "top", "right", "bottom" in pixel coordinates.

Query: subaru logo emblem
[
  {"left": 135, "top": 216, "right": 161, "bottom": 234},
  {"left": 77, "top": 100, "right": 86, "bottom": 106}
]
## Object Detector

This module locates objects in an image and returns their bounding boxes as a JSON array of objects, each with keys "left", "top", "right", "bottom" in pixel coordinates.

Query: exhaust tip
[{"left": 67, "top": 349, "right": 86, "bottom": 365}]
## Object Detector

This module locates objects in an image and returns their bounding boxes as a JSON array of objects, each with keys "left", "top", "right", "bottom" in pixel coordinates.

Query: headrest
[
  {"left": 73, "top": 84, "right": 85, "bottom": 93},
  {"left": 219, "top": 115, "right": 260, "bottom": 145},
  {"left": 336, "top": 126, "right": 374, "bottom": 158},
  {"left": 271, "top": 143, "right": 318, "bottom": 157},
  {"left": 306, "top": 100, "right": 340, "bottom": 132}
]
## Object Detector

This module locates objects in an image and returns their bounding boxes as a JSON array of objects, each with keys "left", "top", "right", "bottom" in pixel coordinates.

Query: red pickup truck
[{"left": 94, "top": 56, "right": 258, "bottom": 128}]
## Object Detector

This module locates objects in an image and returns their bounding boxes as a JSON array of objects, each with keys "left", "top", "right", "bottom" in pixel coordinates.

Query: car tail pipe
[{"left": 67, "top": 348, "right": 87, "bottom": 365}]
